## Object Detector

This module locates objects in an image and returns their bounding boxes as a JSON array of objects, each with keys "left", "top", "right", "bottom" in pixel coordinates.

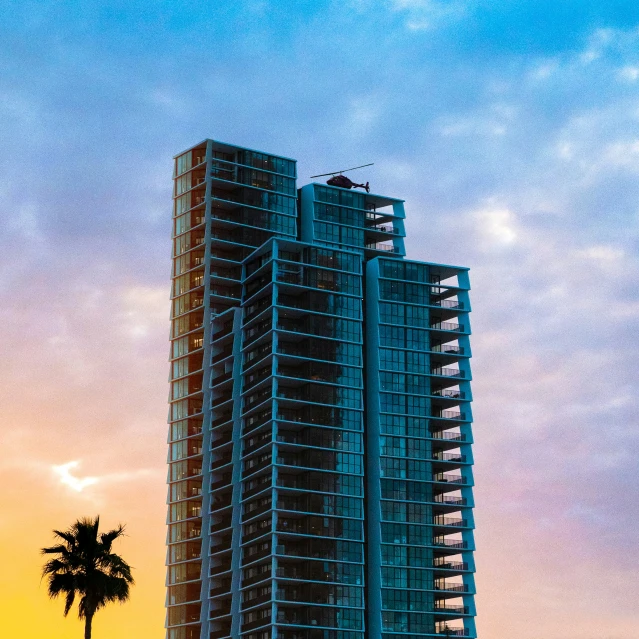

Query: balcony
[
  {"left": 210, "top": 493, "right": 232, "bottom": 512},
  {"left": 435, "top": 604, "right": 469, "bottom": 615},
  {"left": 277, "top": 271, "right": 303, "bottom": 286},
  {"left": 211, "top": 411, "right": 233, "bottom": 428},
  {"left": 276, "top": 430, "right": 359, "bottom": 454},
  {"left": 365, "top": 224, "right": 401, "bottom": 235},
  {"left": 243, "top": 497, "right": 272, "bottom": 520},
  {"left": 434, "top": 583, "right": 469, "bottom": 593},
  {"left": 434, "top": 410, "right": 466, "bottom": 420},
  {"left": 434, "top": 473, "right": 467, "bottom": 485},
  {"left": 210, "top": 451, "right": 232, "bottom": 467},
  {"left": 212, "top": 348, "right": 234, "bottom": 364},
  {"left": 433, "top": 516, "right": 467, "bottom": 528},
  {"left": 434, "top": 559, "right": 468, "bottom": 571},
  {"left": 431, "top": 431, "right": 467, "bottom": 442},
  {"left": 210, "top": 473, "right": 232, "bottom": 491},
  {"left": 431, "top": 346, "right": 464, "bottom": 359},
  {"left": 432, "top": 389, "right": 465, "bottom": 399},
  {"left": 365, "top": 243, "right": 399, "bottom": 253},
  {"left": 433, "top": 537, "right": 467, "bottom": 550},
  {"left": 243, "top": 366, "right": 272, "bottom": 392},
  {"left": 211, "top": 286, "right": 241, "bottom": 300},
  {"left": 244, "top": 319, "right": 273, "bottom": 346},
  {"left": 241, "top": 614, "right": 272, "bottom": 633},
  {"left": 245, "top": 275, "right": 273, "bottom": 301},
  {"left": 243, "top": 432, "right": 272, "bottom": 457},
  {"left": 431, "top": 368, "right": 465, "bottom": 378},
  {"left": 436, "top": 628, "right": 470, "bottom": 636},
  {"left": 275, "top": 564, "right": 363, "bottom": 586},
  {"left": 211, "top": 265, "right": 241, "bottom": 281},
  {"left": 210, "top": 537, "right": 232, "bottom": 555},
  {"left": 434, "top": 495, "right": 467, "bottom": 506},
  {"left": 210, "top": 580, "right": 232, "bottom": 598},
  {"left": 430, "top": 299, "right": 464, "bottom": 310},
  {"left": 244, "top": 388, "right": 272, "bottom": 411},
  {"left": 432, "top": 452, "right": 466, "bottom": 463},
  {"left": 242, "top": 523, "right": 272, "bottom": 544},
  {"left": 243, "top": 453, "right": 273, "bottom": 477},
  {"left": 212, "top": 322, "right": 234, "bottom": 341},
  {"left": 244, "top": 298, "right": 272, "bottom": 323},
  {"left": 242, "top": 565, "right": 272, "bottom": 588},
  {"left": 244, "top": 342, "right": 272, "bottom": 369},
  {"left": 210, "top": 429, "right": 232, "bottom": 446},
  {"left": 243, "top": 408, "right": 273, "bottom": 434},
  {"left": 211, "top": 371, "right": 233, "bottom": 387},
  {"left": 431, "top": 322, "right": 464, "bottom": 332}
]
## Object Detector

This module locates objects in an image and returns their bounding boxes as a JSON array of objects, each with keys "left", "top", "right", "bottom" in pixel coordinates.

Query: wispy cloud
[
  {"left": 51, "top": 460, "right": 160, "bottom": 494},
  {"left": 52, "top": 461, "right": 99, "bottom": 492}
]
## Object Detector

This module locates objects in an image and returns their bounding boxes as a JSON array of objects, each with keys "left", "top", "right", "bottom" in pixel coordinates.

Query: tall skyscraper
[{"left": 167, "top": 140, "right": 476, "bottom": 639}]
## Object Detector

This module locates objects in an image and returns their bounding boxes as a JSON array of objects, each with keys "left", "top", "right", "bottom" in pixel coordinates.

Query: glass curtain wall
[
  {"left": 366, "top": 258, "right": 476, "bottom": 639},
  {"left": 168, "top": 142, "right": 297, "bottom": 639}
]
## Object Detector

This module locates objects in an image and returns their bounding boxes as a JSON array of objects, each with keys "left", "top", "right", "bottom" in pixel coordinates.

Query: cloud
[
  {"left": 473, "top": 205, "right": 518, "bottom": 245},
  {"left": 50, "top": 460, "right": 162, "bottom": 502},
  {"left": 52, "top": 461, "right": 99, "bottom": 492},
  {"left": 388, "top": 0, "right": 469, "bottom": 30},
  {"left": 618, "top": 65, "right": 639, "bottom": 81}
]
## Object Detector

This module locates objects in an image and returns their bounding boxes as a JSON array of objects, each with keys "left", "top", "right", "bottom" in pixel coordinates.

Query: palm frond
[
  {"left": 51, "top": 529, "right": 77, "bottom": 548},
  {"left": 100, "top": 524, "right": 126, "bottom": 552},
  {"left": 99, "top": 553, "right": 134, "bottom": 582},
  {"left": 41, "top": 543, "right": 70, "bottom": 556},
  {"left": 42, "top": 558, "right": 71, "bottom": 576},
  {"left": 63, "top": 589, "right": 76, "bottom": 616},
  {"left": 46, "top": 572, "right": 78, "bottom": 609}
]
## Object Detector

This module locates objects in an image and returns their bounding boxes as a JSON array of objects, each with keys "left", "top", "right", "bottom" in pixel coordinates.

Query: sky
[{"left": 1, "top": 0, "right": 638, "bottom": 637}]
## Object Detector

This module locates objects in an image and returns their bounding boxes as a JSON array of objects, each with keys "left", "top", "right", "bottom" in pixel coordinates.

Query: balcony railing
[
  {"left": 431, "top": 368, "right": 465, "bottom": 378},
  {"left": 434, "top": 495, "right": 466, "bottom": 505},
  {"left": 431, "top": 322, "right": 464, "bottom": 332},
  {"left": 431, "top": 431, "right": 467, "bottom": 442},
  {"left": 211, "top": 371, "right": 233, "bottom": 386},
  {"left": 434, "top": 517, "right": 467, "bottom": 527},
  {"left": 434, "top": 473, "right": 466, "bottom": 485},
  {"left": 434, "top": 410, "right": 465, "bottom": 420},
  {"left": 365, "top": 243, "right": 399, "bottom": 252},
  {"left": 434, "top": 560, "right": 468, "bottom": 570},
  {"left": 212, "top": 349, "right": 233, "bottom": 364},
  {"left": 211, "top": 413, "right": 233, "bottom": 427},
  {"left": 435, "top": 583, "right": 469, "bottom": 593},
  {"left": 366, "top": 225, "right": 401, "bottom": 234},
  {"left": 431, "top": 300, "right": 464, "bottom": 309},
  {"left": 435, "top": 604, "right": 469, "bottom": 614},
  {"left": 432, "top": 452, "right": 466, "bottom": 463},
  {"left": 211, "top": 287, "right": 240, "bottom": 299},
  {"left": 432, "top": 389, "right": 465, "bottom": 399}
]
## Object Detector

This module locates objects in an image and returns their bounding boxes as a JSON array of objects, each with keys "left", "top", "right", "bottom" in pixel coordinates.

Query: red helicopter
[{"left": 310, "top": 163, "right": 373, "bottom": 192}]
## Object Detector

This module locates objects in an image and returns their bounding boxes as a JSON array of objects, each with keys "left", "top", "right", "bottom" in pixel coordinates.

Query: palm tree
[{"left": 41, "top": 516, "right": 134, "bottom": 639}]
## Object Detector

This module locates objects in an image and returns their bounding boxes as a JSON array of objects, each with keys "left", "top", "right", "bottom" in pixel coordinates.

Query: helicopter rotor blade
[{"left": 310, "top": 163, "right": 374, "bottom": 178}]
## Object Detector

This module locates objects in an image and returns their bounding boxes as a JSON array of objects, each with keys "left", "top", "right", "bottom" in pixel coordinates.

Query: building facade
[{"left": 167, "top": 140, "right": 476, "bottom": 639}]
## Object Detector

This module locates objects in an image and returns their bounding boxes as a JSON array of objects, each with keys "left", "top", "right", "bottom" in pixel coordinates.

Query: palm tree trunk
[{"left": 84, "top": 613, "right": 93, "bottom": 639}]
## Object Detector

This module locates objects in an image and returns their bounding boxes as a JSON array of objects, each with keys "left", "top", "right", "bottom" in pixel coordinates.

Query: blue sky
[{"left": 1, "top": 1, "right": 638, "bottom": 637}]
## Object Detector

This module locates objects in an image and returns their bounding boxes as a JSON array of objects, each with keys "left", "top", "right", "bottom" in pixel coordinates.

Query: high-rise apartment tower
[{"left": 167, "top": 140, "right": 476, "bottom": 639}]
